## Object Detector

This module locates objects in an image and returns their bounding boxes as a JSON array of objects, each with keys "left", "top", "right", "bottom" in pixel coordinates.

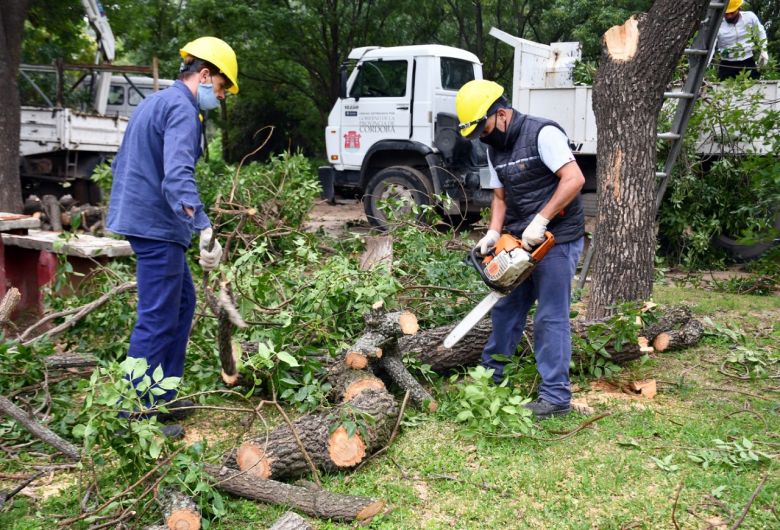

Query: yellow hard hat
[
  {"left": 456, "top": 80, "right": 505, "bottom": 139},
  {"left": 180, "top": 36, "right": 239, "bottom": 94},
  {"left": 725, "top": 0, "right": 743, "bottom": 13}
]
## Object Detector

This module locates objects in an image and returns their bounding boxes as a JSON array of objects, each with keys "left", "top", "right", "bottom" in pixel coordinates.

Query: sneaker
[
  {"left": 524, "top": 398, "right": 571, "bottom": 419},
  {"left": 155, "top": 399, "right": 195, "bottom": 423},
  {"left": 160, "top": 424, "right": 186, "bottom": 440}
]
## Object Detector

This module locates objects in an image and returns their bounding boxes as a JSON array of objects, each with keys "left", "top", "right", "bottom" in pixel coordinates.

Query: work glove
[
  {"left": 521, "top": 214, "right": 549, "bottom": 250},
  {"left": 475, "top": 229, "right": 500, "bottom": 255},
  {"left": 757, "top": 50, "right": 769, "bottom": 68},
  {"left": 198, "top": 227, "right": 223, "bottom": 271}
]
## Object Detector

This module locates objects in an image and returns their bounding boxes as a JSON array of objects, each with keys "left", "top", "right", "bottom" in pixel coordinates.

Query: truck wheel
[{"left": 363, "top": 166, "right": 433, "bottom": 229}]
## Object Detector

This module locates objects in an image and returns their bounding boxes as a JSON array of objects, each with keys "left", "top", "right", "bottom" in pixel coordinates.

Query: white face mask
[{"left": 197, "top": 83, "right": 220, "bottom": 111}]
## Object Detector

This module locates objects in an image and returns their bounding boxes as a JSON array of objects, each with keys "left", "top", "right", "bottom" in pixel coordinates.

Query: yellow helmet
[
  {"left": 456, "top": 80, "right": 505, "bottom": 139},
  {"left": 180, "top": 36, "right": 239, "bottom": 94},
  {"left": 725, "top": 0, "right": 743, "bottom": 13}
]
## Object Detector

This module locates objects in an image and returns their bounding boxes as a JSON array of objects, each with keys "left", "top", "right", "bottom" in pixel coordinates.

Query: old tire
[
  {"left": 713, "top": 207, "right": 780, "bottom": 261},
  {"left": 363, "top": 166, "right": 433, "bottom": 229}
]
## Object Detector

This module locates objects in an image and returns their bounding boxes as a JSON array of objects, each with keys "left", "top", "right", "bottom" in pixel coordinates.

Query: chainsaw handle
[{"left": 468, "top": 247, "right": 511, "bottom": 293}]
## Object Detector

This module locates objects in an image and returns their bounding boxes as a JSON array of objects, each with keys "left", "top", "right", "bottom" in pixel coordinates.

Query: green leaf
[
  {"left": 152, "top": 364, "right": 164, "bottom": 383},
  {"left": 158, "top": 377, "right": 181, "bottom": 391},
  {"left": 276, "top": 351, "right": 299, "bottom": 367}
]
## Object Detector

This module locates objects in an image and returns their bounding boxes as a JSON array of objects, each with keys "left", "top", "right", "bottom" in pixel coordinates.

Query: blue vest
[{"left": 489, "top": 111, "right": 584, "bottom": 244}]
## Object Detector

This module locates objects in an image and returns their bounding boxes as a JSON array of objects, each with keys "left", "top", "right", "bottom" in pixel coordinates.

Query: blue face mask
[{"left": 197, "top": 83, "right": 220, "bottom": 111}]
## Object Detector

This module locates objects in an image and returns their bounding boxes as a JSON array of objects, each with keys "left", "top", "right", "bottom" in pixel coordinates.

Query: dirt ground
[{"left": 303, "top": 197, "right": 370, "bottom": 236}]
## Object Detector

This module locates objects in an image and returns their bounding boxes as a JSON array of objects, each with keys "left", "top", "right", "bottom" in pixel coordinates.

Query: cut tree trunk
[
  {"left": 359, "top": 235, "right": 393, "bottom": 271},
  {"left": 203, "top": 464, "right": 385, "bottom": 522},
  {"left": 327, "top": 366, "right": 386, "bottom": 403},
  {"left": 41, "top": 195, "right": 63, "bottom": 231},
  {"left": 234, "top": 389, "right": 398, "bottom": 480},
  {"left": 159, "top": 489, "right": 200, "bottom": 530},
  {"left": 653, "top": 318, "right": 704, "bottom": 352},
  {"left": 0, "top": 396, "right": 80, "bottom": 460},
  {"left": 588, "top": 0, "right": 710, "bottom": 319},
  {"left": 374, "top": 354, "right": 436, "bottom": 411},
  {"left": 269, "top": 511, "right": 312, "bottom": 530}
]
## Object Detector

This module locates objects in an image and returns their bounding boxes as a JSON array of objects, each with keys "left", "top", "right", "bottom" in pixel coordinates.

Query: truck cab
[{"left": 320, "top": 45, "right": 492, "bottom": 227}]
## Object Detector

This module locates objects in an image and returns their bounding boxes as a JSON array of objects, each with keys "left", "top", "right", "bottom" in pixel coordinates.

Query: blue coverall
[{"left": 107, "top": 80, "right": 210, "bottom": 402}]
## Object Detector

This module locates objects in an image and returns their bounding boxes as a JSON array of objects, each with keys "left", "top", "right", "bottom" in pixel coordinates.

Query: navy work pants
[
  {"left": 126, "top": 236, "right": 195, "bottom": 402},
  {"left": 481, "top": 237, "right": 583, "bottom": 405}
]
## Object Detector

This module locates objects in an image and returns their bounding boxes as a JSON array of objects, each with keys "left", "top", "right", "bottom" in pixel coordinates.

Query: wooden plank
[
  {"left": 0, "top": 213, "right": 40, "bottom": 232},
  {"left": 1, "top": 230, "right": 132, "bottom": 258}
]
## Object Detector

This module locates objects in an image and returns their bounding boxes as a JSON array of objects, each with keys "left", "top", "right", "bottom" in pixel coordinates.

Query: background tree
[
  {"left": 587, "top": 0, "right": 711, "bottom": 318},
  {"left": 0, "top": 0, "right": 31, "bottom": 213}
]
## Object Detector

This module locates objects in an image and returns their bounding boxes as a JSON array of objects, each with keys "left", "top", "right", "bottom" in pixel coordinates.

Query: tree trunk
[
  {"left": 652, "top": 318, "right": 704, "bottom": 352},
  {"left": 0, "top": 0, "right": 30, "bottom": 213},
  {"left": 203, "top": 464, "right": 385, "bottom": 523},
  {"left": 234, "top": 389, "right": 398, "bottom": 480},
  {"left": 588, "top": 0, "right": 710, "bottom": 318}
]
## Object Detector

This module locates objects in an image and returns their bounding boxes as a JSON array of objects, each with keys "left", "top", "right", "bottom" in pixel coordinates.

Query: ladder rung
[
  {"left": 664, "top": 91, "right": 695, "bottom": 99},
  {"left": 684, "top": 48, "right": 709, "bottom": 56},
  {"left": 656, "top": 172, "right": 667, "bottom": 178},
  {"left": 657, "top": 132, "right": 681, "bottom": 140},
  {"left": 709, "top": 2, "right": 726, "bottom": 7}
]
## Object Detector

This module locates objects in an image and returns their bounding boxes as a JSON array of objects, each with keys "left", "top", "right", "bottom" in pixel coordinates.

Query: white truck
[
  {"left": 18, "top": 0, "right": 168, "bottom": 205},
  {"left": 320, "top": 27, "right": 780, "bottom": 229}
]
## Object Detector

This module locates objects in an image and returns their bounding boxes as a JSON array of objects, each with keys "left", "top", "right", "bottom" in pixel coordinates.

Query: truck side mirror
[{"left": 339, "top": 62, "right": 348, "bottom": 99}]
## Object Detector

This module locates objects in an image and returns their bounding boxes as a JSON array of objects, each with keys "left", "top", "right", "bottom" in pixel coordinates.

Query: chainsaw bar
[{"left": 443, "top": 290, "right": 505, "bottom": 349}]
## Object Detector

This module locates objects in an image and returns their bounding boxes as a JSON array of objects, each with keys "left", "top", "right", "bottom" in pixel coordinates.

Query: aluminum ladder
[{"left": 577, "top": 1, "right": 727, "bottom": 289}]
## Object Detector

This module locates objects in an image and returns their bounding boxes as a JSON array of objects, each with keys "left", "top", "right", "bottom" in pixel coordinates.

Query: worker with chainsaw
[
  {"left": 107, "top": 37, "right": 239, "bottom": 437},
  {"left": 715, "top": 0, "right": 769, "bottom": 80},
  {"left": 455, "top": 79, "right": 585, "bottom": 419}
]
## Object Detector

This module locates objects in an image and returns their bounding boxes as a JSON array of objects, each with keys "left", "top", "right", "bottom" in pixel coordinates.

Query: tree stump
[
  {"left": 203, "top": 464, "right": 385, "bottom": 522},
  {"left": 234, "top": 389, "right": 398, "bottom": 480},
  {"left": 159, "top": 489, "right": 200, "bottom": 530}
]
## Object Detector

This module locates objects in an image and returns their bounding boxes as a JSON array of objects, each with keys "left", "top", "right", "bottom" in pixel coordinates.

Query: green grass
[{"left": 1, "top": 285, "right": 778, "bottom": 529}]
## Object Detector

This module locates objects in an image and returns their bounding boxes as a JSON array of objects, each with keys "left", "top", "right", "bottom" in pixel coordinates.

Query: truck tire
[{"left": 363, "top": 166, "right": 433, "bottom": 229}]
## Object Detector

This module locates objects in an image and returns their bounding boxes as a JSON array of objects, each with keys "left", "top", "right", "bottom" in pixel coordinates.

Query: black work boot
[
  {"left": 155, "top": 399, "right": 195, "bottom": 423},
  {"left": 160, "top": 424, "right": 186, "bottom": 440},
  {"left": 524, "top": 398, "right": 571, "bottom": 419}
]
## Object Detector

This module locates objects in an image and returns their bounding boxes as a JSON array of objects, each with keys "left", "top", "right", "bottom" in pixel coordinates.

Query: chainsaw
[{"left": 443, "top": 231, "right": 555, "bottom": 349}]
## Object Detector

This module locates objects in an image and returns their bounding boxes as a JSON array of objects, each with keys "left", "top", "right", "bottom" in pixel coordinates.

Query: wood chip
[{"left": 628, "top": 379, "right": 657, "bottom": 399}]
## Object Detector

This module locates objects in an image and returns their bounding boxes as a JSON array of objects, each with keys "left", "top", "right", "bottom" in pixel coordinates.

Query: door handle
[{"left": 396, "top": 105, "right": 409, "bottom": 110}]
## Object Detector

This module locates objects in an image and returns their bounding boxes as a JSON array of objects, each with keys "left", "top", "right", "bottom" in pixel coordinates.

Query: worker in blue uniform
[{"left": 107, "top": 37, "right": 239, "bottom": 437}]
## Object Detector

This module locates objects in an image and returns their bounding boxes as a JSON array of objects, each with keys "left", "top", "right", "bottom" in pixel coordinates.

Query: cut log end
[
  {"left": 345, "top": 351, "right": 369, "bottom": 370},
  {"left": 328, "top": 426, "right": 366, "bottom": 467},
  {"left": 236, "top": 442, "right": 272, "bottom": 478},
  {"left": 399, "top": 311, "right": 419, "bottom": 335},
  {"left": 221, "top": 369, "right": 241, "bottom": 386},
  {"left": 356, "top": 500, "right": 386, "bottom": 521},
  {"left": 167, "top": 510, "right": 200, "bottom": 530},
  {"left": 343, "top": 377, "right": 385, "bottom": 402},
  {"left": 653, "top": 332, "right": 670, "bottom": 352},
  {"left": 604, "top": 16, "right": 638, "bottom": 62}
]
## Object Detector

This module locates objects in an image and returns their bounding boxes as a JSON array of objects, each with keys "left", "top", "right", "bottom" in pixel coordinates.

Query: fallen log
[
  {"left": 0, "top": 287, "right": 21, "bottom": 325},
  {"left": 399, "top": 307, "right": 701, "bottom": 371},
  {"left": 0, "top": 396, "right": 80, "bottom": 460},
  {"left": 234, "top": 389, "right": 398, "bottom": 480},
  {"left": 269, "top": 511, "right": 313, "bottom": 530},
  {"left": 327, "top": 366, "right": 386, "bottom": 402},
  {"left": 653, "top": 318, "right": 704, "bottom": 352},
  {"left": 43, "top": 352, "right": 98, "bottom": 371},
  {"left": 363, "top": 308, "right": 419, "bottom": 337},
  {"left": 373, "top": 354, "right": 436, "bottom": 412},
  {"left": 203, "top": 464, "right": 384, "bottom": 523},
  {"left": 159, "top": 489, "right": 201, "bottom": 530}
]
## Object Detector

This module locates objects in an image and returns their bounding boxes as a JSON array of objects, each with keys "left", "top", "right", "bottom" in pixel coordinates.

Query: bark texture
[
  {"left": 0, "top": 0, "right": 30, "bottom": 213},
  {"left": 588, "top": 0, "right": 710, "bottom": 318},
  {"left": 203, "top": 464, "right": 385, "bottom": 522}
]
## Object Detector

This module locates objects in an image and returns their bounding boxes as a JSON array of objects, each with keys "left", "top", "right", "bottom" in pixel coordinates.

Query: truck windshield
[
  {"left": 441, "top": 58, "right": 475, "bottom": 91},
  {"left": 350, "top": 60, "right": 408, "bottom": 98}
]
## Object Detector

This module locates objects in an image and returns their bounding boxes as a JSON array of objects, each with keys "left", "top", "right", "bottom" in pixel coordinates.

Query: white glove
[
  {"left": 198, "top": 227, "right": 223, "bottom": 271},
  {"left": 757, "top": 50, "right": 769, "bottom": 68},
  {"left": 521, "top": 214, "right": 549, "bottom": 250},
  {"left": 476, "top": 229, "right": 500, "bottom": 255}
]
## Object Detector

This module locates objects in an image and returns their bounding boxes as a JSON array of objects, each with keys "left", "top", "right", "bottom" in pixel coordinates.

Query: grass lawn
[{"left": 1, "top": 284, "right": 777, "bottom": 529}]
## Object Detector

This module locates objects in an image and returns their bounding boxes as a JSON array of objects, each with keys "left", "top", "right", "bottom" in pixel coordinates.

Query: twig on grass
[
  {"left": 729, "top": 473, "right": 770, "bottom": 530},
  {"left": 671, "top": 482, "right": 684, "bottom": 530}
]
